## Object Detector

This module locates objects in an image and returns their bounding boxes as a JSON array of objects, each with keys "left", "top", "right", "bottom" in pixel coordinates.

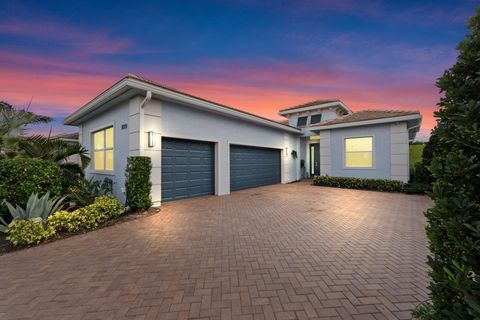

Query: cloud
[{"left": 0, "top": 20, "right": 132, "bottom": 56}]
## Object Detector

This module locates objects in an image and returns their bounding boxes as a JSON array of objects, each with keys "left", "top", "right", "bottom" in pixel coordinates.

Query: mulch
[{"left": 0, "top": 207, "right": 161, "bottom": 256}]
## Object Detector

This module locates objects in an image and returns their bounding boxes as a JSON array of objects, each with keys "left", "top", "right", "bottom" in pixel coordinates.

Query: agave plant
[
  {"left": 4, "top": 192, "right": 65, "bottom": 222},
  {"left": 0, "top": 215, "right": 7, "bottom": 233}
]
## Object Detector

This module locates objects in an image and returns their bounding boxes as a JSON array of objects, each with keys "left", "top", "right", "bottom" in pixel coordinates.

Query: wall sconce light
[{"left": 147, "top": 131, "right": 155, "bottom": 148}]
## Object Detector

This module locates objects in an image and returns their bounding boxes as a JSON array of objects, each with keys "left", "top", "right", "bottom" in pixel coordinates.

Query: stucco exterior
[
  {"left": 67, "top": 75, "right": 420, "bottom": 205},
  {"left": 80, "top": 95, "right": 301, "bottom": 205},
  {"left": 79, "top": 100, "right": 130, "bottom": 203}
]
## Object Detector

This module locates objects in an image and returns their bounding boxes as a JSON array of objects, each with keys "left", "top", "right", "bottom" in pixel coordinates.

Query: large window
[
  {"left": 345, "top": 136, "right": 373, "bottom": 168},
  {"left": 93, "top": 127, "right": 114, "bottom": 171}
]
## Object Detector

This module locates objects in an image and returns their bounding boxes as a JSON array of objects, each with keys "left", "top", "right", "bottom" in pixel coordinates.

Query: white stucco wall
[
  {"left": 326, "top": 123, "right": 393, "bottom": 180},
  {"left": 390, "top": 123, "right": 410, "bottom": 182},
  {"left": 80, "top": 96, "right": 300, "bottom": 205},
  {"left": 154, "top": 99, "right": 300, "bottom": 203},
  {"left": 81, "top": 100, "right": 130, "bottom": 203}
]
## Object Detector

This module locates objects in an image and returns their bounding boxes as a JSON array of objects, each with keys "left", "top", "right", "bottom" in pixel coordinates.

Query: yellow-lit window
[
  {"left": 345, "top": 136, "right": 373, "bottom": 168},
  {"left": 93, "top": 127, "right": 114, "bottom": 171}
]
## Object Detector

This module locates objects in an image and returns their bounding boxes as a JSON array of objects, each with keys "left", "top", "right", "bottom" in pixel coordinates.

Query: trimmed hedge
[
  {"left": 0, "top": 158, "right": 63, "bottom": 215},
  {"left": 313, "top": 176, "right": 405, "bottom": 193},
  {"left": 125, "top": 156, "right": 152, "bottom": 211}
]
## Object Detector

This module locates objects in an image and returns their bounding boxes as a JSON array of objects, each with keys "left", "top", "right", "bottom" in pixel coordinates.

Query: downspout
[
  {"left": 140, "top": 91, "right": 152, "bottom": 109},
  {"left": 139, "top": 91, "right": 152, "bottom": 155}
]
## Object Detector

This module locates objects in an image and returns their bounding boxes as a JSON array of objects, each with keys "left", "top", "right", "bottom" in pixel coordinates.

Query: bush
[
  {"left": 47, "top": 210, "right": 87, "bottom": 233},
  {"left": 413, "top": 8, "right": 480, "bottom": 319},
  {"left": 313, "top": 176, "right": 405, "bottom": 192},
  {"left": 125, "top": 156, "right": 152, "bottom": 211},
  {"left": 403, "top": 182, "right": 431, "bottom": 194},
  {"left": 48, "top": 195, "right": 124, "bottom": 232},
  {"left": 66, "top": 177, "right": 113, "bottom": 209},
  {"left": 7, "top": 219, "right": 56, "bottom": 246},
  {"left": 0, "top": 158, "right": 63, "bottom": 216}
]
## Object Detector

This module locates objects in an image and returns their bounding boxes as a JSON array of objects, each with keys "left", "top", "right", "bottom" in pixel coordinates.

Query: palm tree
[
  {"left": 0, "top": 101, "right": 51, "bottom": 156},
  {"left": 18, "top": 135, "right": 90, "bottom": 169}
]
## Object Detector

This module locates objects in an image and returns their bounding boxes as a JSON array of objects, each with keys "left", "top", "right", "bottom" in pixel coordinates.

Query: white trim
[
  {"left": 65, "top": 78, "right": 301, "bottom": 134},
  {"left": 278, "top": 101, "right": 352, "bottom": 116},
  {"left": 342, "top": 135, "right": 375, "bottom": 170},
  {"left": 310, "top": 114, "right": 422, "bottom": 131},
  {"left": 90, "top": 124, "right": 115, "bottom": 174}
]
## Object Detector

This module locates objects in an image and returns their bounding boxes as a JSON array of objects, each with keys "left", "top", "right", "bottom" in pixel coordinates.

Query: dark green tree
[{"left": 413, "top": 7, "right": 480, "bottom": 320}]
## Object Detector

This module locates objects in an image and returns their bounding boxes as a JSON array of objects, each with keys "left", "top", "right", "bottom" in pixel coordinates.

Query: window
[
  {"left": 310, "top": 114, "right": 322, "bottom": 124},
  {"left": 93, "top": 127, "right": 114, "bottom": 171},
  {"left": 297, "top": 116, "right": 308, "bottom": 127},
  {"left": 345, "top": 136, "right": 373, "bottom": 168}
]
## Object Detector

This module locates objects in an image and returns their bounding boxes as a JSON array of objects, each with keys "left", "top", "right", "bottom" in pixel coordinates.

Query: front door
[{"left": 310, "top": 144, "right": 320, "bottom": 176}]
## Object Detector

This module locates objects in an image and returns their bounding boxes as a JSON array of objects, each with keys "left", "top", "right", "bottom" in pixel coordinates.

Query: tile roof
[
  {"left": 53, "top": 132, "right": 79, "bottom": 140},
  {"left": 125, "top": 74, "right": 300, "bottom": 130},
  {"left": 279, "top": 99, "right": 340, "bottom": 112},
  {"left": 317, "top": 110, "right": 420, "bottom": 126}
]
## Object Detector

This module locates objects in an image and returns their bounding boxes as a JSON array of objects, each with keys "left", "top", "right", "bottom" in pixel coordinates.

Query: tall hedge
[
  {"left": 0, "top": 158, "right": 63, "bottom": 215},
  {"left": 125, "top": 156, "right": 152, "bottom": 211},
  {"left": 413, "top": 7, "right": 480, "bottom": 320}
]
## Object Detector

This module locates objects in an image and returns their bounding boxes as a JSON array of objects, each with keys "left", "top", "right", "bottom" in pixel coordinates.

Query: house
[{"left": 64, "top": 74, "right": 421, "bottom": 205}]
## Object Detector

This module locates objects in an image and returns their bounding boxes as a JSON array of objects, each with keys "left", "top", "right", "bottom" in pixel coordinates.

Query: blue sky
[{"left": 0, "top": 0, "right": 478, "bottom": 138}]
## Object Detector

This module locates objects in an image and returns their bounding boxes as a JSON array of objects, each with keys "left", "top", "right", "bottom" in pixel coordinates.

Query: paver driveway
[{"left": 0, "top": 181, "right": 432, "bottom": 320}]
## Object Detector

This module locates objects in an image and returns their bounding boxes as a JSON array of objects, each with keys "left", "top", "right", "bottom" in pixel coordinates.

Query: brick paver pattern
[{"left": 0, "top": 182, "right": 432, "bottom": 320}]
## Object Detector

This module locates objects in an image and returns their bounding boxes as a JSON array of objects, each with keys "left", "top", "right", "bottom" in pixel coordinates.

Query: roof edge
[
  {"left": 64, "top": 75, "right": 301, "bottom": 134},
  {"left": 310, "top": 114, "right": 422, "bottom": 131},
  {"left": 278, "top": 100, "right": 352, "bottom": 116}
]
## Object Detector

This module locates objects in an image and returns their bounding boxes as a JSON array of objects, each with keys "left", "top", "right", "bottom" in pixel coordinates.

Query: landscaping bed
[{"left": 0, "top": 206, "right": 160, "bottom": 255}]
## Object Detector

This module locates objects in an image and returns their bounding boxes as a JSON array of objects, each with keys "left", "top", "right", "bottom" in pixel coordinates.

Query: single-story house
[{"left": 64, "top": 74, "right": 421, "bottom": 205}]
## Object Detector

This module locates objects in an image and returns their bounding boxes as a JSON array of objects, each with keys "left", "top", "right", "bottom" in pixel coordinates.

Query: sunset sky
[{"left": 1, "top": 0, "right": 477, "bottom": 140}]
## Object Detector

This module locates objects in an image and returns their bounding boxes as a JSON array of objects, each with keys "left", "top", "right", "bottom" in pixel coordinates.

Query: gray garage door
[
  {"left": 230, "top": 145, "right": 281, "bottom": 191},
  {"left": 162, "top": 138, "right": 214, "bottom": 202}
]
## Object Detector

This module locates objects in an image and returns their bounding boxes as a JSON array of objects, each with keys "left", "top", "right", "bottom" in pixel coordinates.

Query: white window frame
[
  {"left": 343, "top": 135, "right": 375, "bottom": 170},
  {"left": 91, "top": 125, "right": 115, "bottom": 174}
]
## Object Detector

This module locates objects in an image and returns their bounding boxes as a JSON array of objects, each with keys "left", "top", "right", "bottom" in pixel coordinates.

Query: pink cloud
[{"left": 0, "top": 50, "right": 439, "bottom": 139}]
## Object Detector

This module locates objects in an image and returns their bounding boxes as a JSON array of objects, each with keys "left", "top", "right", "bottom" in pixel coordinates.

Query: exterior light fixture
[{"left": 147, "top": 131, "right": 155, "bottom": 148}]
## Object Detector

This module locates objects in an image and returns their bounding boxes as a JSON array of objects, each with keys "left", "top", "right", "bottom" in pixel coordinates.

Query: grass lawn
[{"left": 409, "top": 144, "right": 424, "bottom": 169}]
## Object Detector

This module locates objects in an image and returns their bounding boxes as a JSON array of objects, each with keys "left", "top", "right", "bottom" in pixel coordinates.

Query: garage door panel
[
  {"left": 230, "top": 145, "right": 281, "bottom": 191},
  {"left": 161, "top": 138, "right": 214, "bottom": 202}
]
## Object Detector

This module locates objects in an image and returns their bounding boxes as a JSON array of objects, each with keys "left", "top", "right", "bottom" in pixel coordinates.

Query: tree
[
  {"left": 413, "top": 7, "right": 480, "bottom": 320},
  {"left": 0, "top": 101, "right": 51, "bottom": 156}
]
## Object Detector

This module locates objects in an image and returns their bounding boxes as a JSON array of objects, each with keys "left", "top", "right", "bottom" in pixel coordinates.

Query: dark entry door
[
  {"left": 161, "top": 137, "right": 215, "bottom": 202},
  {"left": 310, "top": 144, "right": 320, "bottom": 176},
  {"left": 230, "top": 145, "right": 281, "bottom": 191}
]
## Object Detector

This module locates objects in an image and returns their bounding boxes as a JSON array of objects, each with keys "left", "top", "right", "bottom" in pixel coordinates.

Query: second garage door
[
  {"left": 162, "top": 138, "right": 214, "bottom": 202},
  {"left": 230, "top": 145, "right": 281, "bottom": 191}
]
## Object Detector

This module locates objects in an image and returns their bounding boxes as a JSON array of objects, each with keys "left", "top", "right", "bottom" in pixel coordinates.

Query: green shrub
[
  {"left": 48, "top": 210, "right": 88, "bottom": 233},
  {"left": 403, "top": 182, "right": 431, "bottom": 194},
  {"left": 413, "top": 8, "right": 480, "bottom": 319},
  {"left": 7, "top": 219, "right": 56, "bottom": 246},
  {"left": 0, "top": 158, "right": 63, "bottom": 216},
  {"left": 125, "top": 156, "right": 152, "bottom": 211},
  {"left": 313, "top": 176, "right": 405, "bottom": 192},
  {"left": 67, "top": 177, "right": 113, "bottom": 209},
  {"left": 48, "top": 195, "right": 124, "bottom": 233},
  {"left": 88, "top": 195, "right": 124, "bottom": 224}
]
